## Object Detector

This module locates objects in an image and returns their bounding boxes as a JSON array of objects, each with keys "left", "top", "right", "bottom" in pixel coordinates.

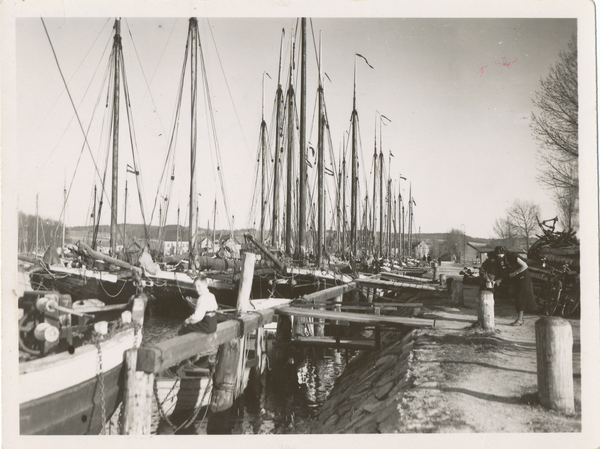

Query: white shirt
[{"left": 187, "top": 290, "right": 218, "bottom": 324}]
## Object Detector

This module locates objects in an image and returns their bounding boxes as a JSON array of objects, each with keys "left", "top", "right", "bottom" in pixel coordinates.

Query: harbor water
[{"left": 143, "top": 313, "right": 360, "bottom": 435}]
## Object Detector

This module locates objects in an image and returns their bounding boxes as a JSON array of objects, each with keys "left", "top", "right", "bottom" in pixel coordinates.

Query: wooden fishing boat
[
  {"left": 19, "top": 291, "right": 147, "bottom": 435},
  {"left": 26, "top": 19, "right": 143, "bottom": 307}
]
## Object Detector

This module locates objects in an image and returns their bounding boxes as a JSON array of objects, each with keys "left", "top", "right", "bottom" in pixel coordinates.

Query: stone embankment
[
  {"left": 314, "top": 329, "right": 451, "bottom": 433},
  {"left": 312, "top": 280, "right": 583, "bottom": 434}
]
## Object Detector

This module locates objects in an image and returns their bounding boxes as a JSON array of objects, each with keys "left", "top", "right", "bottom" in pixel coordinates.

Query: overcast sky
[{"left": 14, "top": 15, "right": 578, "bottom": 239}]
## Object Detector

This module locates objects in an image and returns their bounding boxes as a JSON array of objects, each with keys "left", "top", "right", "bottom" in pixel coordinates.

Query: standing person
[
  {"left": 179, "top": 274, "right": 219, "bottom": 335},
  {"left": 494, "top": 246, "right": 537, "bottom": 326}
]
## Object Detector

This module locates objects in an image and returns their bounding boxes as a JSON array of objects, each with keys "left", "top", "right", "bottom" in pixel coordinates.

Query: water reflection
[{"left": 147, "top": 315, "right": 361, "bottom": 435}]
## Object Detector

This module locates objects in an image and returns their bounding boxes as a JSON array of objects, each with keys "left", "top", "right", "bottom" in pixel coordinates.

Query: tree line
[
  {"left": 19, "top": 211, "right": 67, "bottom": 254},
  {"left": 494, "top": 35, "right": 578, "bottom": 249}
]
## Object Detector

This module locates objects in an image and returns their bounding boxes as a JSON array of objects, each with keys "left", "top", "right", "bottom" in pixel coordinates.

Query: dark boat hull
[
  {"left": 20, "top": 364, "right": 123, "bottom": 435},
  {"left": 19, "top": 326, "right": 140, "bottom": 435},
  {"left": 29, "top": 269, "right": 136, "bottom": 305}
]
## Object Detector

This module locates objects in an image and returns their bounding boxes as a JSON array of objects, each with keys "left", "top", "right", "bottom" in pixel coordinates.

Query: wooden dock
[
  {"left": 275, "top": 306, "right": 435, "bottom": 328},
  {"left": 137, "top": 298, "right": 290, "bottom": 373},
  {"left": 120, "top": 260, "right": 445, "bottom": 434}
]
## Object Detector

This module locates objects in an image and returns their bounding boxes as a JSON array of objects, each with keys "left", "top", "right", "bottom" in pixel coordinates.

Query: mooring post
[
  {"left": 374, "top": 325, "right": 381, "bottom": 350},
  {"left": 273, "top": 314, "right": 292, "bottom": 366},
  {"left": 236, "top": 252, "right": 255, "bottom": 314},
  {"left": 333, "top": 293, "right": 343, "bottom": 344},
  {"left": 451, "top": 279, "right": 464, "bottom": 306},
  {"left": 121, "top": 348, "right": 154, "bottom": 435},
  {"left": 210, "top": 251, "right": 255, "bottom": 414},
  {"left": 431, "top": 261, "right": 438, "bottom": 281},
  {"left": 478, "top": 289, "right": 495, "bottom": 330},
  {"left": 439, "top": 273, "right": 446, "bottom": 287},
  {"left": 210, "top": 339, "right": 241, "bottom": 413},
  {"left": 535, "top": 317, "right": 574, "bottom": 413},
  {"left": 249, "top": 324, "right": 265, "bottom": 391},
  {"left": 314, "top": 299, "right": 325, "bottom": 337}
]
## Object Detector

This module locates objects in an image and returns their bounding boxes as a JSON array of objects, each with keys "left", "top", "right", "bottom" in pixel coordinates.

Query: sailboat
[
  {"left": 243, "top": 19, "right": 356, "bottom": 298},
  {"left": 19, "top": 288, "right": 147, "bottom": 435},
  {"left": 141, "top": 18, "right": 245, "bottom": 314},
  {"left": 29, "top": 19, "right": 143, "bottom": 306}
]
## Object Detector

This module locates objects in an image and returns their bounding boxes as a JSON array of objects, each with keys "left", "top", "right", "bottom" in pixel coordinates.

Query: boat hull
[
  {"left": 147, "top": 271, "right": 238, "bottom": 315},
  {"left": 19, "top": 327, "right": 139, "bottom": 435},
  {"left": 29, "top": 268, "right": 136, "bottom": 305}
]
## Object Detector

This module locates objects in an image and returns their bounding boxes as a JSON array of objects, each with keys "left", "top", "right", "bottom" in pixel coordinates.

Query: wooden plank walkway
[
  {"left": 275, "top": 306, "right": 435, "bottom": 328},
  {"left": 136, "top": 298, "right": 291, "bottom": 373},
  {"left": 287, "top": 336, "right": 376, "bottom": 350},
  {"left": 380, "top": 272, "right": 431, "bottom": 282},
  {"left": 358, "top": 278, "right": 445, "bottom": 292}
]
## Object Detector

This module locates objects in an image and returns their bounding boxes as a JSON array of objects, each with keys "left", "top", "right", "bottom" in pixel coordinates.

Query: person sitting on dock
[{"left": 179, "top": 274, "right": 219, "bottom": 335}]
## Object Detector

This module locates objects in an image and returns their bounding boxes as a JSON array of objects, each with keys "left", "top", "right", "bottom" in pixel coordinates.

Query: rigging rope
[
  {"left": 196, "top": 25, "right": 233, "bottom": 232},
  {"left": 40, "top": 18, "right": 117, "bottom": 212},
  {"left": 34, "top": 20, "right": 113, "bottom": 181},
  {"left": 206, "top": 18, "right": 253, "bottom": 162},
  {"left": 149, "top": 25, "right": 190, "bottom": 232},
  {"left": 119, "top": 51, "right": 150, "bottom": 242}
]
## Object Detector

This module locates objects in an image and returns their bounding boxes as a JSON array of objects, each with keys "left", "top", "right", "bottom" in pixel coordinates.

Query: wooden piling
[
  {"left": 450, "top": 279, "right": 464, "bottom": 306},
  {"left": 535, "top": 317, "right": 574, "bottom": 413},
  {"left": 210, "top": 339, "right": 241, "bottom": 413},
  {"left": 439, "top": 273, "right": 446, "bottom": 287},
  {"left": 273, "top": 314, "right": 292, "bottom": 366},
  {"left": 478, "top": 289, "right": 495, "bottom": 330},
  {"left": 211, "top": 251, "right": 255, "bottom": 414},
  {"left": 236, "top": 252, "right": 255, "bottom": 314},
  {"left": 121, "top": 349, "right": 154, "bottom": 435},
  {"left": 314, "top": 305, "right": 325, "bottom": 337}
]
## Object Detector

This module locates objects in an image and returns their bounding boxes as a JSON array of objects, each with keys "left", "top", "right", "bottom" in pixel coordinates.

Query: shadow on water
[
  {"left": 152, "top": 336, "right": 360, "bottom": 434},
  {"left": 146, "top": 313, "right": 364, "bottom": 434}
]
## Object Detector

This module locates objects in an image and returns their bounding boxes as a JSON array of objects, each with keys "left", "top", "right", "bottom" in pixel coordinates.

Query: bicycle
[{"left": 536, "top": 264, "right": 580, "bottom": 318}]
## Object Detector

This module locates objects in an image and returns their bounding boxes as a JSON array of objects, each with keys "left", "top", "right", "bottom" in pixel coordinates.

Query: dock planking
[
  {"left": 358, "top": 278, "right": 445, "bottom": 292},
  {"left": 136, "top": 298, "right": 291, "bottom": 374},
  {"left": 287, "top": 336, "right": 376, "bottom": 350},
  {"left": 275, "top": 306, "right": 435, "bottom": 328}
]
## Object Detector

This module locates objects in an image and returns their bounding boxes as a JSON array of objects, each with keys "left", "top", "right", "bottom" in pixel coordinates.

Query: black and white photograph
[{"left": 2, "top": 0, "right": 598, "bottom": 447}]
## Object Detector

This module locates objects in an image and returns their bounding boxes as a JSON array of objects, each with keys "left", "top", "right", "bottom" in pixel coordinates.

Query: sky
[{"left": 13, "top": 14, "right": 580, "bottom": 240}]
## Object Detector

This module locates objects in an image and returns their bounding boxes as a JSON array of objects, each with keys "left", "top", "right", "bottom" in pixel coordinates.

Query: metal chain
[
  {"left": 153, "top": 376, "right": 178, "bottom": 429},
  {"left": 95, "top": 339, "right": 107, "bottom": 434}
]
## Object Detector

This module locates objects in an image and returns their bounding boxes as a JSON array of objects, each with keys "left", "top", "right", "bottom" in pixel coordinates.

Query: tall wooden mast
[
  {"left": 298, "top": 18, "right": 307, "bottom": 260},
  {"left": 372, "top": 122, "right": 378, "bottom": 256},
  {"left": 109, "top": 19, "right": 122, "bottom": 256},
  {"left": 285, "top": 31, "right": 295, "bottom": 256},
  {"left": 350, "top": 58, "right": 359, "bottom": 256},
  {"left": 272, "top": 29, "right": 285, "bottom": 249},
  {"left": 379, "top": 148, "right": 384, "bottom": 255},
  {"left": 189, "top": 17, "right": 199, "bottom": 269},
  {"left": 260, "top": 72, "right": 268, "bottom": 243},
  {"left": 317, "top": 31, "right": 325, "bottom": 265},
  {"left": 342, "top": 137, "right": 346, "bottom": 257}
]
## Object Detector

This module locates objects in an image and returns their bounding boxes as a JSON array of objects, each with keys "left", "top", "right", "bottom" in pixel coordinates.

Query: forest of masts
[
  {"left": 247, "top": 19, "right": 418, "bottom": 265},
  {"left": 21, "top": 19, "right": 420, "bottom": 264}
]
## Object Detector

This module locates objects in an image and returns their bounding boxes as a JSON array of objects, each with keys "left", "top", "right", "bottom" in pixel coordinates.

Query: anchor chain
[
  {"left": 153, "top": 376, "right": 178, "bottom": 429},
  {"left": 95, "top": 339, "right": 107, "bottom": 434}
]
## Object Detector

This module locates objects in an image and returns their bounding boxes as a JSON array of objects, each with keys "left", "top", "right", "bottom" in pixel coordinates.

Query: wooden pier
[
  {"left": 119, "top": 262, "right": 442, "bottom": 434},
  {"left": 120, "top": 252, "right": 290, "bottom": 434}
]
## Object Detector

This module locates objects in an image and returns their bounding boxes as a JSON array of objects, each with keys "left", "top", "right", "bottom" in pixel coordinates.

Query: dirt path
[{"left": 416, "top": 284, "right": 581, "bottom": 433}]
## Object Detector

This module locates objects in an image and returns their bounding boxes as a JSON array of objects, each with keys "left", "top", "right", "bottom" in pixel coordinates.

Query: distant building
[
  {"left": 199, "top": 237, "right": 218, "bottom": 253},
  {"left": 414, "top": 241, "right": 430, "bottom": 259},
  {"left": 163, "top": 240, "right": 189, "bottom": 256}
]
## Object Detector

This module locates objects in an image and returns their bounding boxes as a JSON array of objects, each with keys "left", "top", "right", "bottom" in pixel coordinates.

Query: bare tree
[
  {"left": 506, "top": 200, "right": 541, "bottom": 251},
  {"left": 530, "top": 36, "right": 578, "bottom": 230},
  {"left": 493, "top": 217, "right": 518, "bottom": 249}
]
